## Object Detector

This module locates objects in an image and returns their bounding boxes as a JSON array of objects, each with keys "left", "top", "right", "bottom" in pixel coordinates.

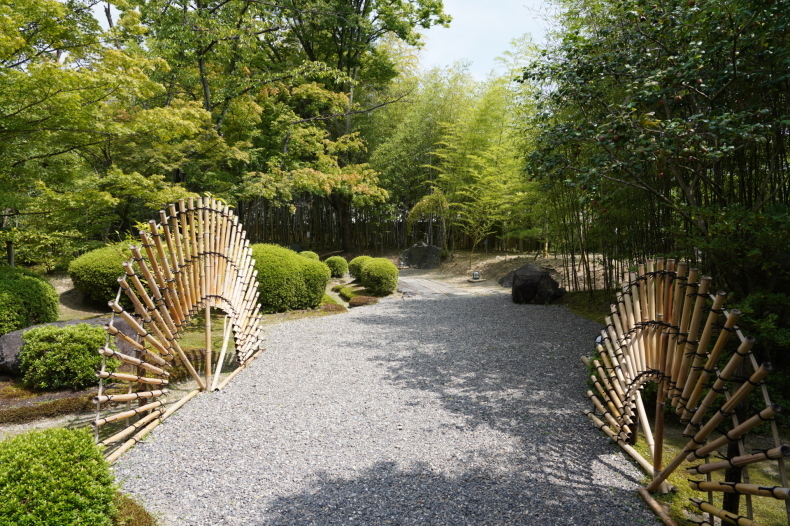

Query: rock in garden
[
  {"left": 400, "top": 242, "right": 441, "bottom": 269},
  {"left": 497, "top": 263, "right": 541, "bottom": 287},
  {"left": 511, "top": 270, "right": 565, "bottom": 304}
]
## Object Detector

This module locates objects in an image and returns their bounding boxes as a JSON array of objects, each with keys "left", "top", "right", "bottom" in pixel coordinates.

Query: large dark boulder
[
  {"left": 0, "top": 317, "right": 138, "bottom": 376},
  {"left": 400, "top": 242, "right": 441, "bottom": 269},
  {"left": 498, "top": 263, "right": 541, "bottom": 287},
  {"left": 511, "top": 270, "right": 565, "bottom": 304}
]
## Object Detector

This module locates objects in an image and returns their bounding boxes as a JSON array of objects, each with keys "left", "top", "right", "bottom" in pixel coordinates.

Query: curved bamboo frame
[
  {"left": 93, "top": 197, "right": 264, "bottom": 462},
  {"left": 583, "top": 258, "right": 789, "bottom": 526}
]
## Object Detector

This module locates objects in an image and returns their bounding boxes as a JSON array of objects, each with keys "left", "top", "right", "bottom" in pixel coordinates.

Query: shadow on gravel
[{"left": 260, "top": 460, "right": 654, "bottom": 526}]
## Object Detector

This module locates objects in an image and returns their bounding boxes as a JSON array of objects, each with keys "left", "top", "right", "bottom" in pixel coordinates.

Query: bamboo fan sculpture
[
  {"left": 93, "top": 197, "right": 265, "bottom": 462},
  {"left": 583, "top": 259, "right": 789, "bottom": 526}
]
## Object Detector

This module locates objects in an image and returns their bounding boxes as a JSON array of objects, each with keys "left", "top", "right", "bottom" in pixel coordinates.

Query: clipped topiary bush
[
  {"left": 68, "top": 243, "right": 132, "bottom": 305},
  {"left": 298, "top": 250, "right": 320, "bottom": 260},
  {"left": 251, "top": 244, "right": 331, "bottom": 313},
  {"left": 0, "top": 266, "right": 58, "bottom": 337},
  {"left": 19, "top": 324, "right": 117, "bottom": 391},
  {"left": 348, "top": 255, "right": 372, "bottom": 280},
  {"left": 0, "top": 427, "right": 117, "bottom": 526},
  {"left": 360, "top": 258, "right": 399, "bottom": 295},
  {"left": 324, "top": 255, "right": 348, "bottom": 278}
]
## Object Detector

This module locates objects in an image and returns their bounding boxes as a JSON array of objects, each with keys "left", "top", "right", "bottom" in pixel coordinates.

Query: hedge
[
  {"left": 360, "top": 258, "right": 399, "bottom": 295},
  {"left": 19, "top": 324, "right": 118, "bottom": 391},
  {"left": 251, "top": 244, "right": 331, "bottom": 313},
  {"left": 348, "top": 255, "right": 372, "bottom": 280},
  {"left": 0, "top": 428, "right": 117, "bottom": 526},
  {"left": 324, "top": 256, "right": 348, "bottom": 278},
  {"left": 0, "top": 266, "right": 58, "bottom": 337},
  {"left": 68, "top": 244, "right": 133, "bottom": 305}
]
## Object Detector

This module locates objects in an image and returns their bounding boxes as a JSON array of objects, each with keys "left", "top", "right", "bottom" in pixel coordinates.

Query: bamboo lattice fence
[
  {"left": 93, "top": 197, "right": 264, "bottom": 462},
  {"left": 583, "top": 258, "right": 789, "bottom": 526}
]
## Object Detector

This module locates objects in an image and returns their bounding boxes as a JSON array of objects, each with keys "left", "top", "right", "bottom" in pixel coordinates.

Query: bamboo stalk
[
  {"left": 210, "top": 315, "right": 233, "bottom": 391},
  {"left": 687, "top": 405, "right": 782, "bottom": 461},
  {"left": 688, "top": 446, "right": 790, "bottom": 475},
  {"left": 98, "top": 347, "right": 168, "bottom": 377},
  {"left": 97, "top": 371, "right": 168, "bottom": 385},
  {"left": 585, "top": 411, "right": 653, "bottom": 473},
  {"left": 93, "top": 400, "right": 165, "bottom": 426},
  {"left": 93, "top": 389, "right": 168, "bottom": 404},
  {"left": 98, "top": 408, "right": 164, "bottom": 447},
  {"left": 680, "top": 309, "right": 742, "bottom": 424},
  {"left": 677, "top": 290, "right": 727, "bottom": 419},
  {"left": 690, "top": 498, "right": 766, "bottom": 526},
  {"left": 689, "top": 480, "right": 790, "bottom": 500},
  {"left": 638, "top": 488, "right": 677, "bottom": 526}
]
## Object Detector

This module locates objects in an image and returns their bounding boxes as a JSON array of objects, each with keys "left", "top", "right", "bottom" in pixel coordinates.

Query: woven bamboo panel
[
  {"left": 584, "top": 258, "right": 789, "bottom": 526},
  {"left": 93, "top": 197, "right": 264, "bottom": 462}
]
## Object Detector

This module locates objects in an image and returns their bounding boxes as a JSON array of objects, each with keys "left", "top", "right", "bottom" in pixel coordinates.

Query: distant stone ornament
[{"left": 400, "top": 241, "right": 441, "bottom": 269}]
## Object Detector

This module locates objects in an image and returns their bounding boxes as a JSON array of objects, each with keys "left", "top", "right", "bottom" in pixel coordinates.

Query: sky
[{"left": 418, "top": 0, "right": 554, "bottom": 79}]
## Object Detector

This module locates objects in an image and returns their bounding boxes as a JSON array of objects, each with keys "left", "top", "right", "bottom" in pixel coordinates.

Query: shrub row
[
  {"left": 0, "top": 266, "right": 58, "bottom": 337},
  {"left": 251, "top": 244, "right": 330, "bottom": 313}
]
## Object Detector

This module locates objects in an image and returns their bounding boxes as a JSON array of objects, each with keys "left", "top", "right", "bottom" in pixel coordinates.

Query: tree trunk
[{"left": 329, "top": 194, "right": 354, "bottom": 251}]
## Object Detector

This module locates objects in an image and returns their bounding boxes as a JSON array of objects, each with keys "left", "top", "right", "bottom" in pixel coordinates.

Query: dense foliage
[
  {"left": 0, "top": 266, "right": 58, "bottom": 336},
  {"left": 251, "top": 244, "right": 330, "bottom": 312},
  {"left": 19, "top": 324, "right": 117, "bottom": 390},
  {"left": 68, "top": 244, "right": 132, "bottom": 305},
  {"left": 0, "top": 428, "right": 116, "bottom": 526},
  {"left": 348, "top": 255, "right": 373, "bottom": 279},
  {"left": 298, "top": 251, "right": 320, "bottom": 260},
  {"left": 324, "top": 255, "right": 349, "bottom": 278},
  {"left": 360, "top": 258, "right": 399, "bottom": 295}
]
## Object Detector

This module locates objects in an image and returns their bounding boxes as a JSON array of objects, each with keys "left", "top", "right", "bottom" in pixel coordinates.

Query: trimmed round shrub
[
  {"left": 68, "top": 243, "right": 132, "bottom": 305},
  {"left": 348, "top": 255, "right": 372, "bottom": 280},
  {"left": 19, "top": 323, "right": 117, "bottom": 390},
  {"left": 324, "top": 255, "right": 348, "bottom": 278},
  {"left": 0, "top": 266, "right": 58, "bottom": 337},
  {"left": 360, "top": 258, "right": 399, "bottom": 295},
  {"left": 0, "top": 427, "right": 117, "bottom": 526},
  {"left": 251, "top": 244, "right": 331, "bottom": 313},
  {"left": 298, "top": 250, "right": 320, "bottom": 260}
]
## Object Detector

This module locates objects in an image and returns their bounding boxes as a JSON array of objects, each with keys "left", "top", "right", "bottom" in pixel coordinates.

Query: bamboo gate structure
[
  {"left": 93, "top": 197, "right": 265, "bottom": 462},
  {"left": 583, "top": 258, "right": 789, "bottom": 526}
]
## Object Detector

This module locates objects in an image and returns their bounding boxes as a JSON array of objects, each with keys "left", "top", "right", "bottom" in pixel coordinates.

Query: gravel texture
[{"left": 114, "top": 290, "right": 658, "bottom": 525}]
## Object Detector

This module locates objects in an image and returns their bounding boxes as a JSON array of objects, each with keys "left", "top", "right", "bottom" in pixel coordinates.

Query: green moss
[
  {"left": 349, "top": 296, "right": 379, "bottom": 308},
  {"left": 0, "top": 395, "right": 95, "bottom": 425},
  {"left": 0, "top": 428, "right": 117, "bottom": 526},
  {"left": 113, "top": 493, "right": 158, "bottom": 526},
  {"left": 0, "top": 266, "right": 58, "bottom": 336}
]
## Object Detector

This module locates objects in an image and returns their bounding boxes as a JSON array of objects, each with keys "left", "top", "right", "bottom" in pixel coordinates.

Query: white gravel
[{"left": 114, "top": 292, "right": 658, "bottom": 525}]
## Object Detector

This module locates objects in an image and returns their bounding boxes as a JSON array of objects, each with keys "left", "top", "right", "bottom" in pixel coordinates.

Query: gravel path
[{"left": 114, "top": 290, "right": 657, "bottom": 525}]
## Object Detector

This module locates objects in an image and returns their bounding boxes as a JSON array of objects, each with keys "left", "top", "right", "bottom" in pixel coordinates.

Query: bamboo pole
[
  {"left": 687, "top": 446, "right": 790, "bottom": 475},
  {"left": 690, "top": 498, "right": 766, "bottom": 526},
  {"left": 98, "top": 408, "right": 164, "bottom": 447},
  {"left": 687, "top": 405, "right": 782, "bottom": 461},
  {"left": 638, "top": 488, "right": 677, "bottom": 526},
  {"left": 94, "top": 389, "right": 168, "bottom": 404},
  {"left": 210, "top": 315, "right": 233, "bottom": 391},
  {"left": 689, "top": 480, "right": 790, "bottom": 500}
]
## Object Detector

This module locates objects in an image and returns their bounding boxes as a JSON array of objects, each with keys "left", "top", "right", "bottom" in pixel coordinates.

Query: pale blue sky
[{"left": 419, "top": 0, "right": 554, "bottom": 79}]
